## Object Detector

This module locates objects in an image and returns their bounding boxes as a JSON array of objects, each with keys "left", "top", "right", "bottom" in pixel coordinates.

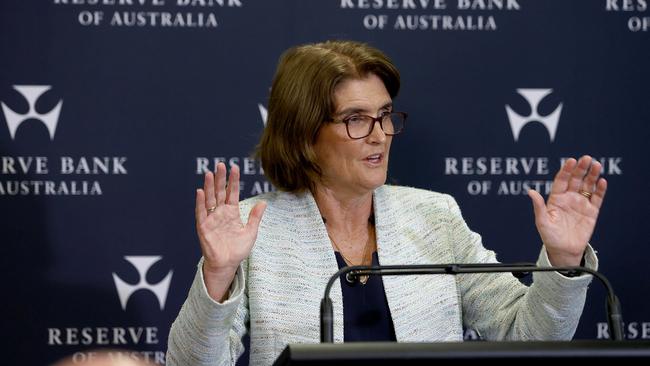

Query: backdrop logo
[
  {"left": 0, "top": 85, "right": 129, "bottom": 196},
  {"left": 505, "top": 88, "right": 562, "bottom": 142},
  {"left": 442, "top": 88, "right": 621, "bottom": 197},
  {"left": 258, "top": 103, "right": 267, "bottom": 126},
  {"left": 1, "top": 85, "right": 63, "bottom": 140},
  {"left": 340, "top": 0, "right": 522, "bottom": 31},
  {"left": 112, "top": 256, "right": 173, "bottom": 311},
  {"left": 52, "top": 0, "right": 246, "bottom": 29},
  {"left": 48, "top": 255, "right": 168, "bottom": 362}
]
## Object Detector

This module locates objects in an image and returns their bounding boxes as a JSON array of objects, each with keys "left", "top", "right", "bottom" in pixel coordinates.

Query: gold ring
[
  {"left": 207, "top": 206, "right": 217, "bottom": 213},
  {"left": 579, "top": 190, "right": 592, "bottom": 199}
]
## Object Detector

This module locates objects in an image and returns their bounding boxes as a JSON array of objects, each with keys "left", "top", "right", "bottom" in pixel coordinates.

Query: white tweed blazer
[{"left": 167, "top": 185, "right": 597, "bottom": 366}]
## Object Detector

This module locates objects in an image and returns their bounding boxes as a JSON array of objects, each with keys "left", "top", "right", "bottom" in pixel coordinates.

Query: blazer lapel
[
  {"left": 294, "top": 191, "right": 345, "bottom": 343},
  {"left": 373, "top": 186, "right": 463, "bottom": 342}
]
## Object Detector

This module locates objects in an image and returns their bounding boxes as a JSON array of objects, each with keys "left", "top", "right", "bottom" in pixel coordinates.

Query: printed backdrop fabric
[{"left": 1, "top": 1, "right": 649, "bottom": 365}]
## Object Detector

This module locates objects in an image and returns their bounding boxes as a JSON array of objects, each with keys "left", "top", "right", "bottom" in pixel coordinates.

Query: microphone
[{"left": 320, "top": 263, "right": 624, "bottom": 343}]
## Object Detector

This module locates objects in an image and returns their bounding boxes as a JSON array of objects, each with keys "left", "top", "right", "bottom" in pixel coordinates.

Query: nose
[{"left": 367, "top": 120, "right": 387, "bottom": 143}]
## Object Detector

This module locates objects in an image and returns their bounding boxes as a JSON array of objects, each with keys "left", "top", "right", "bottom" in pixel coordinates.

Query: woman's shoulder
[
  {"left": 374, "top": 185, "right": 466, "bottom": 226},
  {"left": 239, "top": 190, "right": 307, "bottom": 207},
  {"left": 377, "top": 184, "right": 456, "bottom": 208},
  {"left": 238, "top": 190, "right": 311, "bottom": 221}
]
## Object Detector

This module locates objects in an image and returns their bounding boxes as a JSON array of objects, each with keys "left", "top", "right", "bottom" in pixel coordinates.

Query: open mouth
[{"left": 365, "top": 153, "right": 383, "bottom": 164}]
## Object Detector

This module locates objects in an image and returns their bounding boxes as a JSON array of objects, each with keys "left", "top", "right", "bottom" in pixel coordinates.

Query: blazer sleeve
[
  {"left": 166, "top": 257, "right": 249, "bottom": 366},
  {"left": 444, "top": 194, "right": 598, "bottom": 340}
]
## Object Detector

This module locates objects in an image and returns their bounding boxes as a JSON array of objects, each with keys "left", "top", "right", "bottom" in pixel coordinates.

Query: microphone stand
[{"left": 320, "top": 263, "right": 624, "bottom": 342}]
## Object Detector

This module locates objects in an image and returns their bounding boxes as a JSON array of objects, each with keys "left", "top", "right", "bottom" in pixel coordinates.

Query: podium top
[{"left": 273, "top": 341, "right": 650, "bottom": 365}]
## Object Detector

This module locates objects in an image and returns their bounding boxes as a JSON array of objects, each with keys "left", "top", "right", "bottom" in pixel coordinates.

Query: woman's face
[{"left": 313, "top": 73, "right": 393, "bottom": 197}]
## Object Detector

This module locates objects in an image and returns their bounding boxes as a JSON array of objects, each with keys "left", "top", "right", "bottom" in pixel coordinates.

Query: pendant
[{"left": 360, "top": 275, "right": 369, "bottom": 285}]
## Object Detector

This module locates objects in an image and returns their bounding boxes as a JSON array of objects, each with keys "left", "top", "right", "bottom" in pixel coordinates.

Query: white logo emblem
[
  {"left": 1, "top": 85, "right": 63, "bottom": 140},
  {"left": 505, "top": 88, "right": 563, "bottom": 142},
  {"left": 112, "top": 256, "right": 173, "bottom": 310},
  {"left": 258, "top": 103, "right": 268, "bottom": 126}
]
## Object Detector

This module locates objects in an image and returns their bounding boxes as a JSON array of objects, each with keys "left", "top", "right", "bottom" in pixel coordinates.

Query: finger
[
  {"left": 528, "top": 189, "right": 548, "bottom": 226},
  {"left": 196, "top": 189, "right": 207, "bottom": 222},
  {"left": 226, "top": 164, "right": 240, "bottom": 205},
  {"left": 567, "top": 155, "right": 592, "bottom": 192},
  {"left": 590, "top": 177, "right": 608, "bottom": 209},
  {"left": 580, "top": 160, "right": 602, "bottom": 193},
  {"left": 246, "top": 201, "right": 267, "bottom": 232},
  {"left": 551, "top": 158, "right": 576, "bottom": 194},
  {"left": 215, "top": 162, "right": 227, "bottom": 205},
  {"left": 204, "top": 172, "right": 216, "bottom": 210}
]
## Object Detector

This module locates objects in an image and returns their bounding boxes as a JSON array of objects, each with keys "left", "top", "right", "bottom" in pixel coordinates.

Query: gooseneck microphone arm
[{"left": 320, "top": 263, "right": 623, "bottom": 343}]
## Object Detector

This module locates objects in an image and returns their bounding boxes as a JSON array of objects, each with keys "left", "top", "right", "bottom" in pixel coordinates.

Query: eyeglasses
[{"left": 333, "top": 111, "right": 407, "bottom": 139}]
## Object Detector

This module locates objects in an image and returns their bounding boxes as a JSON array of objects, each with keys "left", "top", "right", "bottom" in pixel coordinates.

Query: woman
[{"left": 167, "top": 40, "right": 607, "bottom": 366}]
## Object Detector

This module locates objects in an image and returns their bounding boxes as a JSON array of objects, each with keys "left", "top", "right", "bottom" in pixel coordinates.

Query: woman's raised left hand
[{"left": 528, "top": 155, "right": 607, "bottom": 267}]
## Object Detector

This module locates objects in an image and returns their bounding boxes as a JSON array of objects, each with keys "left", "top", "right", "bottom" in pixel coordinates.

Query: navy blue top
[{"left": 335, "top": 251, "right": 397, "bottom": 342}]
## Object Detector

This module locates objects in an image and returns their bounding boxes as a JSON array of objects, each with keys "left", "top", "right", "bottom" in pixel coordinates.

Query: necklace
[{"left": 325, "top": 218, "right": 374, "bottom": 285}]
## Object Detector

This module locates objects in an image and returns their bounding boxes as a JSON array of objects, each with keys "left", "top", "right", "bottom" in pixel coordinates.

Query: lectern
[
  {"left": 273, "top": 341, "right": 650, "bottom": 365},
  {"left": 274, "top": 263, "right": 649, "bottom": 365}
]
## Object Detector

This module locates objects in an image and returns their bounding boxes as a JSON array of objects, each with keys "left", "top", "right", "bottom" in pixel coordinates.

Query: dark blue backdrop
[{"left": 1, "top": 1, "right": 649, "bottom": 365}]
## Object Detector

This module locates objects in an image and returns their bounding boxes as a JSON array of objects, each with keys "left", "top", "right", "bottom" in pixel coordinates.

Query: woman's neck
[{"left": 313, "top": 185, "right": 373, "bottom": 235}]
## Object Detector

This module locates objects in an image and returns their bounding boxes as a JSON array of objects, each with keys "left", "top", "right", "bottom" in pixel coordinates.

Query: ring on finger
[
  {"left": 578, "top": 190, "right": 592, "bottom": 199},
  {"left": 207, "top": 206, "right": 217, "bottom": 213}
]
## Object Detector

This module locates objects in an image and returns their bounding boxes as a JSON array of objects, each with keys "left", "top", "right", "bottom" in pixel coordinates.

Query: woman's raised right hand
[{"left": 195, "top": 162, "right": 267, "bottom": 302}]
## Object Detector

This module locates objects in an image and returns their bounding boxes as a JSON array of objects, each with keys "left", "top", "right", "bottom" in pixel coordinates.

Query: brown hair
[{"left": 257, "top": 40, "right": 400, "bottom": 193}]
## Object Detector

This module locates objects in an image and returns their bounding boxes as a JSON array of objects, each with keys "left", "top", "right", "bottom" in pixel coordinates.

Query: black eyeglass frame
[{"left": 332, "top": 111, "right": 408, "bottom": 140}]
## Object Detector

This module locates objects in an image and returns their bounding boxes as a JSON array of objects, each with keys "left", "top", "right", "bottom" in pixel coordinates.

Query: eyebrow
[{"left": 335, "top": 101, "right": 393, "bottom": 117}]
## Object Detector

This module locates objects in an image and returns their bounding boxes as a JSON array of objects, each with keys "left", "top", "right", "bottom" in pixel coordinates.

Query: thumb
[
  {"left": 246, "top": 201, "right": 267, "bottom": 231},
  {"left": 527, "top": 189, "right": 548, "bottom": 225}
]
